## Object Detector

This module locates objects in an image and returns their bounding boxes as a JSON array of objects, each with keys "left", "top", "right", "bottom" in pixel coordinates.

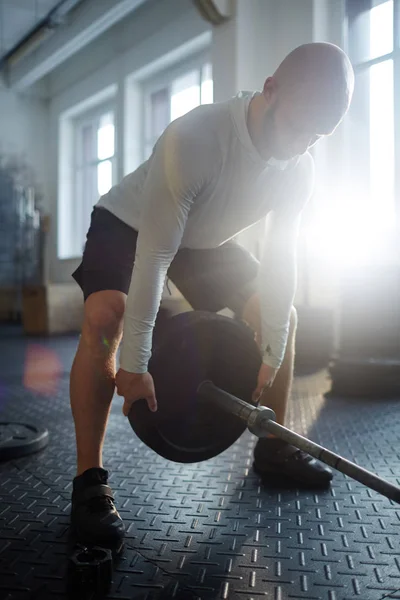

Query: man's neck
[{"left": 247, "top": 94, "right": 272, "bottom": 162}]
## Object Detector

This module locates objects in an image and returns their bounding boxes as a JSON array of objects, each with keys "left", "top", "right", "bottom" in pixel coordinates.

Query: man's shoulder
[
  {"left": 161, "top": 101, "right": 230, "bottom": 170},
  {"left": 166, "top": 100, "right": 232, "bottom": 141}
]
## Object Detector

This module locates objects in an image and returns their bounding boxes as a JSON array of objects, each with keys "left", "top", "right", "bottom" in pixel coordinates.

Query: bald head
[
  {"left": 273, "top": 42, "right": 354, "bottom": 134},
  {"left": 247, "top": 43, "right": 354, "bottom": 161}
]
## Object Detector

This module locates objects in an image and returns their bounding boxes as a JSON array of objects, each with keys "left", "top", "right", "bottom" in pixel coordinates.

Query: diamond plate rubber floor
[{"left": 0, "top": 335, "right": 399, "bottom": 600}]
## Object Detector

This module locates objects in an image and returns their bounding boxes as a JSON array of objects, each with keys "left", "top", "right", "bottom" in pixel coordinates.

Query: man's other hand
[
  {"left": 115, "top": 369, "right": 157, "bottom": 416},
  {"left": 252, "top": 363, "right": 278, "bottom": 403}
]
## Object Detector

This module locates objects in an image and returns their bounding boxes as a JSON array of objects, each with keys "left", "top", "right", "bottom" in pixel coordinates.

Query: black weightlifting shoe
[
  {"left": 253, "top": 437, "right": 333, "bottom": 488},
  {"left": 71, "top": 467, "right": 125, "bottom": 553}
]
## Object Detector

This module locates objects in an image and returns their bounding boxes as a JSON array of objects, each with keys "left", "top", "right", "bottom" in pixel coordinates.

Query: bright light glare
[
  {"left": 97, "top": 123, "right": 115, "bottom": 160},
  {"left": 201, "top": 63, "right": 213, "bottom": 104},
  {"left": 306, "top": 27, "right": 396, "bottom": 269},
  {"left": 171, "top": 70, "right": 200, "bottom": 121},
  {"left": 23, "top": 345, "right": 62, "bottom": 397},
  {"left": 97, "top": 160, "right": 112, "bottom": 195},
  {"left": 369, "top": 0, "right": 393, "bottom": 59},
  {"left": 171, "top": 85, "right": 200, "bottom": 121},
  {"left": 168, "top": 65, "right": 213, "bottom": 121},
  {"left": 201, "top": 79, "right": 213, "bottom": 104},
  {"left": 306, "top": 185, "right": 396, "bottom": 268}
]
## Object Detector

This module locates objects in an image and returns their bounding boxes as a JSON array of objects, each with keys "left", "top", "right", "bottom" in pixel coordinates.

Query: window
[
  {"left": 58, "top": 103, "right": 116, "bottom": 259},
  {"left": 304, "top": 1, "right": 399, "bottom": 267},
  {"left": 58, "top": 84, "right": 117, "bottom": 260},
  {"left": 346, "top": 0, "right": 399, "bottom": 230},
  {"left": 143, "top": 62, "right": 213, "bottom": 159},
  {"left": 73, "top": 108, "right": 116, "bottom": 252}
]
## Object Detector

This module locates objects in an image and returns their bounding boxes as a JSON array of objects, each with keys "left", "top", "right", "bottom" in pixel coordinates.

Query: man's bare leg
[{"left": 70, "top": 290, "right": 126, "bottom": 476}]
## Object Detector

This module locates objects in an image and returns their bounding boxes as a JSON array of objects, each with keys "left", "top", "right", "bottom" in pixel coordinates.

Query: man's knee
[{"left": 82, "top": 291, "right": 126, "bottom": 353}]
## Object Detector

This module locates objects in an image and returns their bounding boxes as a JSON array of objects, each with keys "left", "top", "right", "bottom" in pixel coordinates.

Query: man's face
[{"left": 260, "top": 88, "right": 336, "bottom": 161}]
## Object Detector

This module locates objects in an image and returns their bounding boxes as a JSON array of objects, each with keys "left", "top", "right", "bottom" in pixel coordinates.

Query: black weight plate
[
  {"left": 0, "top": 422, "right": 49, "bottom": 461},
  {"left": 129, "top": 311, "right": 261, "bottom": 463}
]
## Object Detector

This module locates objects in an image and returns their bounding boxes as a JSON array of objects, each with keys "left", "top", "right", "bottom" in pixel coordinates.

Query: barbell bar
[
  {"left": 129, "top": 310, "right": 400, "bottom": 503},
  {"left": 197, "top": 380, "right": 400, "bottom": 504}
]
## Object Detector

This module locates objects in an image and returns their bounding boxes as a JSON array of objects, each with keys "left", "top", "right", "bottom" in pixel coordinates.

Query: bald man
[{"left": 70, "top": 43, "right": 355, "bottom": 551}]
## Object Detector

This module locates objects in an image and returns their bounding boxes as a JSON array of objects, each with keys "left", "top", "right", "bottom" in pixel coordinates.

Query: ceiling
[
  {"left": 1, "top": 0, "right": 151, "bottom": 89},
  {"left": 0, "top": 0, "right": 75, "bottom": 62}
]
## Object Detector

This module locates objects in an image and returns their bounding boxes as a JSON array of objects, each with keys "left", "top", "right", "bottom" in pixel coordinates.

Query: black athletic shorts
[{"left": 72, "top": 207, "right": 259, "bottom": 314}]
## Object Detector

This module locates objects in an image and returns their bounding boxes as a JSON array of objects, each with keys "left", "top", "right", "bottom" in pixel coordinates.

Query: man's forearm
[
  {"left": 120, "top": 253, "right": 170, "bottom": 373},
  {"left": 258, "top": 246, "right": 297, "bottom": 369}
]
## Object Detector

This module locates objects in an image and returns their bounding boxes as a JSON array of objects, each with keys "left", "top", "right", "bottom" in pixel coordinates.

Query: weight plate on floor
[
  {"left": 129, "top": 311, "right": 261, "bottom": 463},
  {"left": 0, "top": 422, "right": 49, "bottom": 461}
]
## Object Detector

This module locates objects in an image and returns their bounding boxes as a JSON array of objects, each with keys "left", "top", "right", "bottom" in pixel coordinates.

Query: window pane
[
  {"left": 342, "top": 59, "right": 395, "bottom": 237},
  {"left": 97, "top": 160, "right": 113, "bottom": 196},
  {"left": 75, "top": 165, "right": 97, "bottom": 253},
  {"left": 370, "top": 0, "right": 393, "bottom": 58},
  {"left": 97, "top": 112, "right": 115, "bottom": 160},
  {"left": 202, "top": 63, "right": 212, "bottom": 82},
  {"left": 77, "top": 165, "right": 97, "bottom": 209},
  {"left": 80, "top": 123, "right": 95, "bottom": 166},
  {"left": 349, "top": 0, "right": 393, "bottom": 63},
  {"left": 369, "top": 59, "right": 395, "bottom": 226},
  {"left": 150, "top": 88, "right": 170, "bottom": 140},
  {"left": 201, "top": 63, "right": 213, "bottom": 104},
  {"left": 170, "top": 70, "right": 200, "bottom": 121}
]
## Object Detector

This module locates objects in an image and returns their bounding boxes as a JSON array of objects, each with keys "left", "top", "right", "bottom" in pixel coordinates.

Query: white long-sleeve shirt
[{"left": 97, "top": 91, "right": 315, "bottom": 373}]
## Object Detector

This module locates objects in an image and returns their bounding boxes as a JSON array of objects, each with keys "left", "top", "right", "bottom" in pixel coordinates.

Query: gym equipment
[
  {"left": 329, "top": 357, "right": 400, "bottom": 397},
  {"left": 130, "top": 311, "right": 261, "bottom": 463},
  {"left": 0, "top": 421, "right": 49, "bottom": 461},
  {"left": 197, "top": 381, "right": 400, "bottom": 503},
  {"left": 67, "top": 544, "right": 113, "bottom": 597},
  {"left": 129, "top": 311, "right": 400, "bottom": 504},
  {"left": 330, "top": 265, "right": 400, "bottom": 397}
]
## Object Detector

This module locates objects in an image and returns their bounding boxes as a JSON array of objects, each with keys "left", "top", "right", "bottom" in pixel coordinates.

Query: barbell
[{"left": 128, "top": 310, "right": 400, "bottom": 504}]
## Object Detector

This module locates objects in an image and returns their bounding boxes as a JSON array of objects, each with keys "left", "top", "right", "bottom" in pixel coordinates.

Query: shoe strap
[
  {"left": 74, "top": 484, "right": 114, "bottom": 505},
  {"left": 274, "top": 444, "right": 312, "bottom": 462},
  {"left": 259, "top": 438, "right": 304, "bottom": 460}
]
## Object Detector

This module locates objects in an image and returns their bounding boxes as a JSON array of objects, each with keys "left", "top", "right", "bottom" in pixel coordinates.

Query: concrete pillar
[{"left": 211, "top": 0, "right": 263, "bottom": 103}]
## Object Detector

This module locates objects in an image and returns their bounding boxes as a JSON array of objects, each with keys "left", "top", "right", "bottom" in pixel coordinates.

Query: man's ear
[{"left": 263, "top": 76, "right": 277, "bottom": 105}]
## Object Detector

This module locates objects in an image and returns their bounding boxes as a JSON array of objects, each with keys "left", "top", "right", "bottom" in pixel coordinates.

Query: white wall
[
  {"left": 46, "top": 0, "right": 210, "bottom": 283},
  {"left": 0, "top": 83, "right": 48, "bottom": 209}
]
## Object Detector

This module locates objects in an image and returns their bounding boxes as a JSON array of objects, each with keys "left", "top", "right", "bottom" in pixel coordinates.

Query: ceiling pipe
[
  {"left": 0, "top": 0, "right": 83, "bottom": 69},
  {"left": 4, "top": 0, "right": 149, "bottom": 90},
  {"left": 192, "top": 0, "right": 232, "bottom": 26}
]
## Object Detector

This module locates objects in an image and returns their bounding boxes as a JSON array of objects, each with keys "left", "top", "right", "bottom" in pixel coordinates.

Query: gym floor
[{"left": 0, "top": 326, "right": 399, "bottom": 600}]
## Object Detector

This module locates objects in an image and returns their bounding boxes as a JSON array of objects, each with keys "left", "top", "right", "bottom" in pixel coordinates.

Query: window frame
[
  {"left": 69, "top": 101, "right": 117, "bottom": 258},
  {"left": 57, "top": 83, "right": 118, "bottom": 261},
  {"left": 345, "top": 0, "right": 400, "bottom": 226},
  {"left": 140, "top": 51, "right": 212, "bottom": 162},
  {"left": 73, "top": 100, "right": 117, "bottom": 181}
]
